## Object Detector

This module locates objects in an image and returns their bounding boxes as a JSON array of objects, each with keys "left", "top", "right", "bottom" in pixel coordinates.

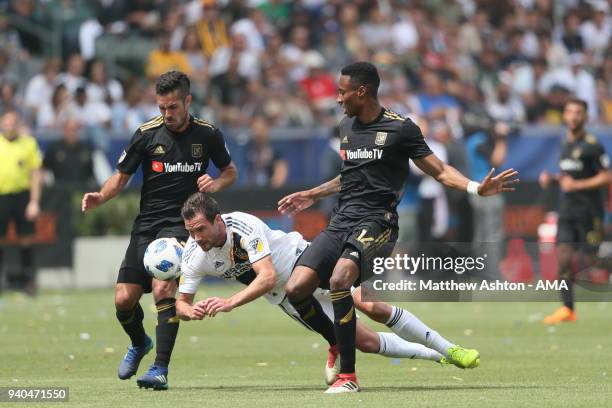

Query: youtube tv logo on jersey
[{"left": 151, "top": 161, "right": 164, "bottom": 172}]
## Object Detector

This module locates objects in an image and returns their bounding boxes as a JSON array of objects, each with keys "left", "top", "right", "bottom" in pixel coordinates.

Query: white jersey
[{"left": 179, "top": 212, "right": 308, "bottom": 304}]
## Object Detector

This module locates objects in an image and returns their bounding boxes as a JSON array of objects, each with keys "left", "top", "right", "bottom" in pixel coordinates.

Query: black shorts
[
  {"left": 295, "top": 218, "right": 398, "bottom": 289},
  {"left": 117, "top": 225, "right": 189, "bottom": 293},
  {"left": 557, "top": 215, "right": 603, "bottom": 254},
  {"left": 0, "top": 191, "right": 35, "bottom": 238}
]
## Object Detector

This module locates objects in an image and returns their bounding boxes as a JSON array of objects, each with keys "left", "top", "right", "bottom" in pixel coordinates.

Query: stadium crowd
[{"left": 0, "top": 0, "right": 609, "bottom": 136}]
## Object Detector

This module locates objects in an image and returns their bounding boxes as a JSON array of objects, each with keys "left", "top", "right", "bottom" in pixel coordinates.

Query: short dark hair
[
  {"left": 181, "top": 192, "right": 220, "bottom": 223},
  {"left": 565, "top": 97, "right": 588, "bottom": 111},
  {"left": 155, "top": 70, "right": 190, "bottom": 97},
  {"left": 340, "top": 61, "right": 380, "bottom": 93}
]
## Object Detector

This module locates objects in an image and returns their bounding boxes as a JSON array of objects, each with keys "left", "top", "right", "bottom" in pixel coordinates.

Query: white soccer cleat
[
  {"left": 325, "top": 345, "right": 340, "bottom": 385},
  {"left": 325, "top": 374, "right": 361, "bottom": 394}
]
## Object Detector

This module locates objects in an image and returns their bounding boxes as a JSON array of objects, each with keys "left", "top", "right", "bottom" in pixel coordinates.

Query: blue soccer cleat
[
  {"left": 118, "top": 336, "right": 154, "bottom": 380},
  {"left": 137, "top": 365, "right": 169, "bottom": 390}
]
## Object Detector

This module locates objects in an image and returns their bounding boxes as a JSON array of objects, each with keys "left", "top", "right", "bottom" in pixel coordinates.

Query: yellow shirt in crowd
[
  {"left": 146, "top": 50, "right": 193, "bottom": 79},
  {"left": 0, "top": 133, "right": 42, "bottom": 195}
]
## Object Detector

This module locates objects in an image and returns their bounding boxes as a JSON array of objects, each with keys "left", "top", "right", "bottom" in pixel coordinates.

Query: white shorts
[{"left": 277, "top": 287, "right": 358, "bottom": 330}]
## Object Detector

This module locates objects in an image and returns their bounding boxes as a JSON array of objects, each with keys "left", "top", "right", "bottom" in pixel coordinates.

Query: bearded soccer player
[
  {"left": 540, "top": 98, "right": 610, "bottom": 324},
  {"left": 278, "top": 62, "right": 519, "bottom": 393},
  {"left": 81, "top": 71, "right": 237, "bottom": 390},
  {"left": 175, "top": 193, "right": 478, "bottom": 385}
]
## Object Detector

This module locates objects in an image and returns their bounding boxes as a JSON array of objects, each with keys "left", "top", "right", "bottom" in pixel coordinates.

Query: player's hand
[
  {"left": 81, "top": 192, "right": 104, "bottom": 212},
  {"left": 197, "top": 174, "right": 219, "bottom": 193},
  {"left": 559, "top": 174, "right": 577, "bottom": 192},
  {"left": 278, "top": 191, "right": 314, "bottom": 215},
  {"left": 25, "top": 201, "right": 40, "bottom": 221},
  {"left": 477, "top": 168, "right": 520, "bottom": 196},
  {"left": 201, "top": 297, "right": 234, "bottom": 316},
  {"left": 189, "top": 302, "right": 207, "bottom": 320}
]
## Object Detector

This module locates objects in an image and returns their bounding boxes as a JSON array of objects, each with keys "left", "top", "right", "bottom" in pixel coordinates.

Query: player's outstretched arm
[
  {"left": 278, "top": 175, "right": 341, "bottom": 215},
  {"left": 197, "top": 162, "right": 238, "bottom": 193},
  {"left": 202, "top": 255, "right": 277, "bottom": 316},
  {"left": 413, "top": 153, "right": 519, "bottom": 196},
  {"left": 176, "top": 292, "right": 206, "bottom": 321},
  {"left": 81, "top": 171, "right": 131, "bottom": 212},
  {"left": 559, "top": 169, "right": 611, "bottom": 192}
]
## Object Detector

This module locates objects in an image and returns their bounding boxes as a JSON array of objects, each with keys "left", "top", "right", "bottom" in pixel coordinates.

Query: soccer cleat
[
  {"left": 137, "top": 365, "right": 168, "bottom": 390},
  {"left": 325, "top": 373, "right": 360, "bottom": 394},
  {"left": 118, "top": 336, "right": 154, "bottom": 380},
  {"left": 543, "top": 306, "right": 577, "bottom": 324},
  {"left": 439, "top": 356, "right": 451, "bottom": 366},
  {"left": 446, "top": 345, "right": 480, "bottom": 369},
  {"left": 325, "top": 345, "right": 340, "bottom": 385}
]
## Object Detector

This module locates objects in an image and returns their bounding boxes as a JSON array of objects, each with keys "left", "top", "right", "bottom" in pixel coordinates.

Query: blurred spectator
[
  {"left": 209, "top": 53, "right": 248, "bottom": 125},
  {"left": 78, "top": 0, "right": 129, "bottom": 60},
  {"left": 298, "top": 51, "right": 336, "bottom": 114},
  {"left": 209, "top": 32, "right": 260, "bottom": 80},
  {"left": 539, "top": 53, "right": 598, "bottom": 119},
  {"left": 486, "top": 75, "right": 526, "bottom": 125},
  {"left": 71, "top": 86, "right": 111, "bottom": 129},
  {"left": 23, "top": 58, "right": 60, "bottom": 121},
  {"left": 9, "top": 0, "right": 42, "bottom": 55},
  {"left": 146, "top": 32, "right": 192, "bottom": 80},
  {"left": 415, "top": 70, "right": 460, "bottom": 122},
  {"left": 359, "top": 6, "right": 392, "bottom": 51},
  {"left": 244, "top": 116, "right": 288, "bottom": 188},
  {"left": 465, "top": 121, "right": 509, "bottom": 253},
  {"left": 43, "top": 118, "right": 96, "bottom": 191},
  {"left": 559, "top": 11, "right": 584, "bottom": 54},
  {"left": 0, "top": 110, "right": 41, "bottom": 295},
  {"left": 281, "top": 25, "right": 312, "bottom": 81},
  {"left": 580, "top": 2, "right": 611, "bottom": 61},
  {"left": 57, "top": 53, "right": 86, "bottom": 95},
  {"left": 44, "top": 0, "right": 92, "bottom": 58},
  {"left": 125, "top": 0, "right": 160, "bottom": 36},
  {"left": 196, "top": 0, "right": 229, "bottom": 58},
  {"left": 0, "top": 81, "right": 20, "bottom": 115},
  {"left": 411, "top": 119, "right": 449, "bottom": 241},
  {"left": 36, "top": 84, "right": 71, "bottom": 129},
  {"left": 85, "top": 59, "right": 123, "bottom": 106}
]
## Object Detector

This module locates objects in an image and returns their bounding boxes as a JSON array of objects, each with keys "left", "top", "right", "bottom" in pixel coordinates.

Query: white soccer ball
[{"left": 143, "top": 237, "right": 183, "bottom": 281}]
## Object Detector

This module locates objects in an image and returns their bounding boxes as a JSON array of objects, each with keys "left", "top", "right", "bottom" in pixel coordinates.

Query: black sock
[
  {"left": 559, "top": 265, "right": 574, "bottom": 310},
  {"left": 20, "top": 246, "right": 34, "bottom": 287},
  {"left": 561, "top": 279, "right": 574, "bottom": 310},
  {"left": 330, "top": 289, "right": 356, "bottom": 374},
  {"left": 290, "top": 295, "right": 336, "bottom": 346},
  {"left": 154, "top": 298, "right": 179, "bottom": 368},
  {"left": 116, "top": 303, "right": 146, "bottom": 347}
]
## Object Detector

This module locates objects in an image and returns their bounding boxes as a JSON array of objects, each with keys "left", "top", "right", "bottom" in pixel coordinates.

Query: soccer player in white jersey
[{"left": 176, "top": 193, "right": 479, "bottom": 385}]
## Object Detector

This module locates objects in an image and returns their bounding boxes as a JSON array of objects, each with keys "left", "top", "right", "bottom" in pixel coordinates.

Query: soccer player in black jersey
[
  {"left": 540, "top": 98, "right": 610, "bottom": 324},
  {"left": 81, "top": 71, "right": 237, "bottom": 390},
  {"left": 278, "top": 62, "right": 519, "bottom": 393}
]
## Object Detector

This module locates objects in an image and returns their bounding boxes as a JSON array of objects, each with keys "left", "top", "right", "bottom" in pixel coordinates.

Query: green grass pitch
[{"left": 1, "top": 285, "right": 611, "bottom": 407}]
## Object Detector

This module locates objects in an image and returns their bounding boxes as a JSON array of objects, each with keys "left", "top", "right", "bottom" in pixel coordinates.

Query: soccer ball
[{"left": 143, "top": 237, "right": 183, "bottom": 281}]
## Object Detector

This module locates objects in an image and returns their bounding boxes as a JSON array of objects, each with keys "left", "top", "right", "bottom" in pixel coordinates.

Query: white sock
[
  {"left": 377, "top": 332, "right": 443, "bottom": 361},
  {"left": 386, "top": 306, "right": 454, "bottom": 357}
]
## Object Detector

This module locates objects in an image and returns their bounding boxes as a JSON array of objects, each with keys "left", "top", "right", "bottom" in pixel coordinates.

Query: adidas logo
[
  {"left": 350, "top": 251, "right": 359, "bottom": 259},
  {"left": 153, "top": 145, "right": 165, "bottom": 155},
  {"left": 214, "top": 261, "right": 224, "bottom": 269},
  {"left": 342, "top": 381, "right": 360, "bottom": 391},
  {"left": 155, "top": 375, "right": 167, "bottom": 383},
  {"left": 341, "top": 136, "right": 349, "bottom": 143}
]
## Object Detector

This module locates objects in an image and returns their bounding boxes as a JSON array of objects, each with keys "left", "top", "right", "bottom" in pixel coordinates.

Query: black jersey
[
  {"left": 558, "top": 133, "right": 609, "bottom": 219},
  {"left": 330, "top": 108, "right": 432, "bottom": 230},
  {"left": 117, "top": 115, "right": 232, "bottom": 232}
]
